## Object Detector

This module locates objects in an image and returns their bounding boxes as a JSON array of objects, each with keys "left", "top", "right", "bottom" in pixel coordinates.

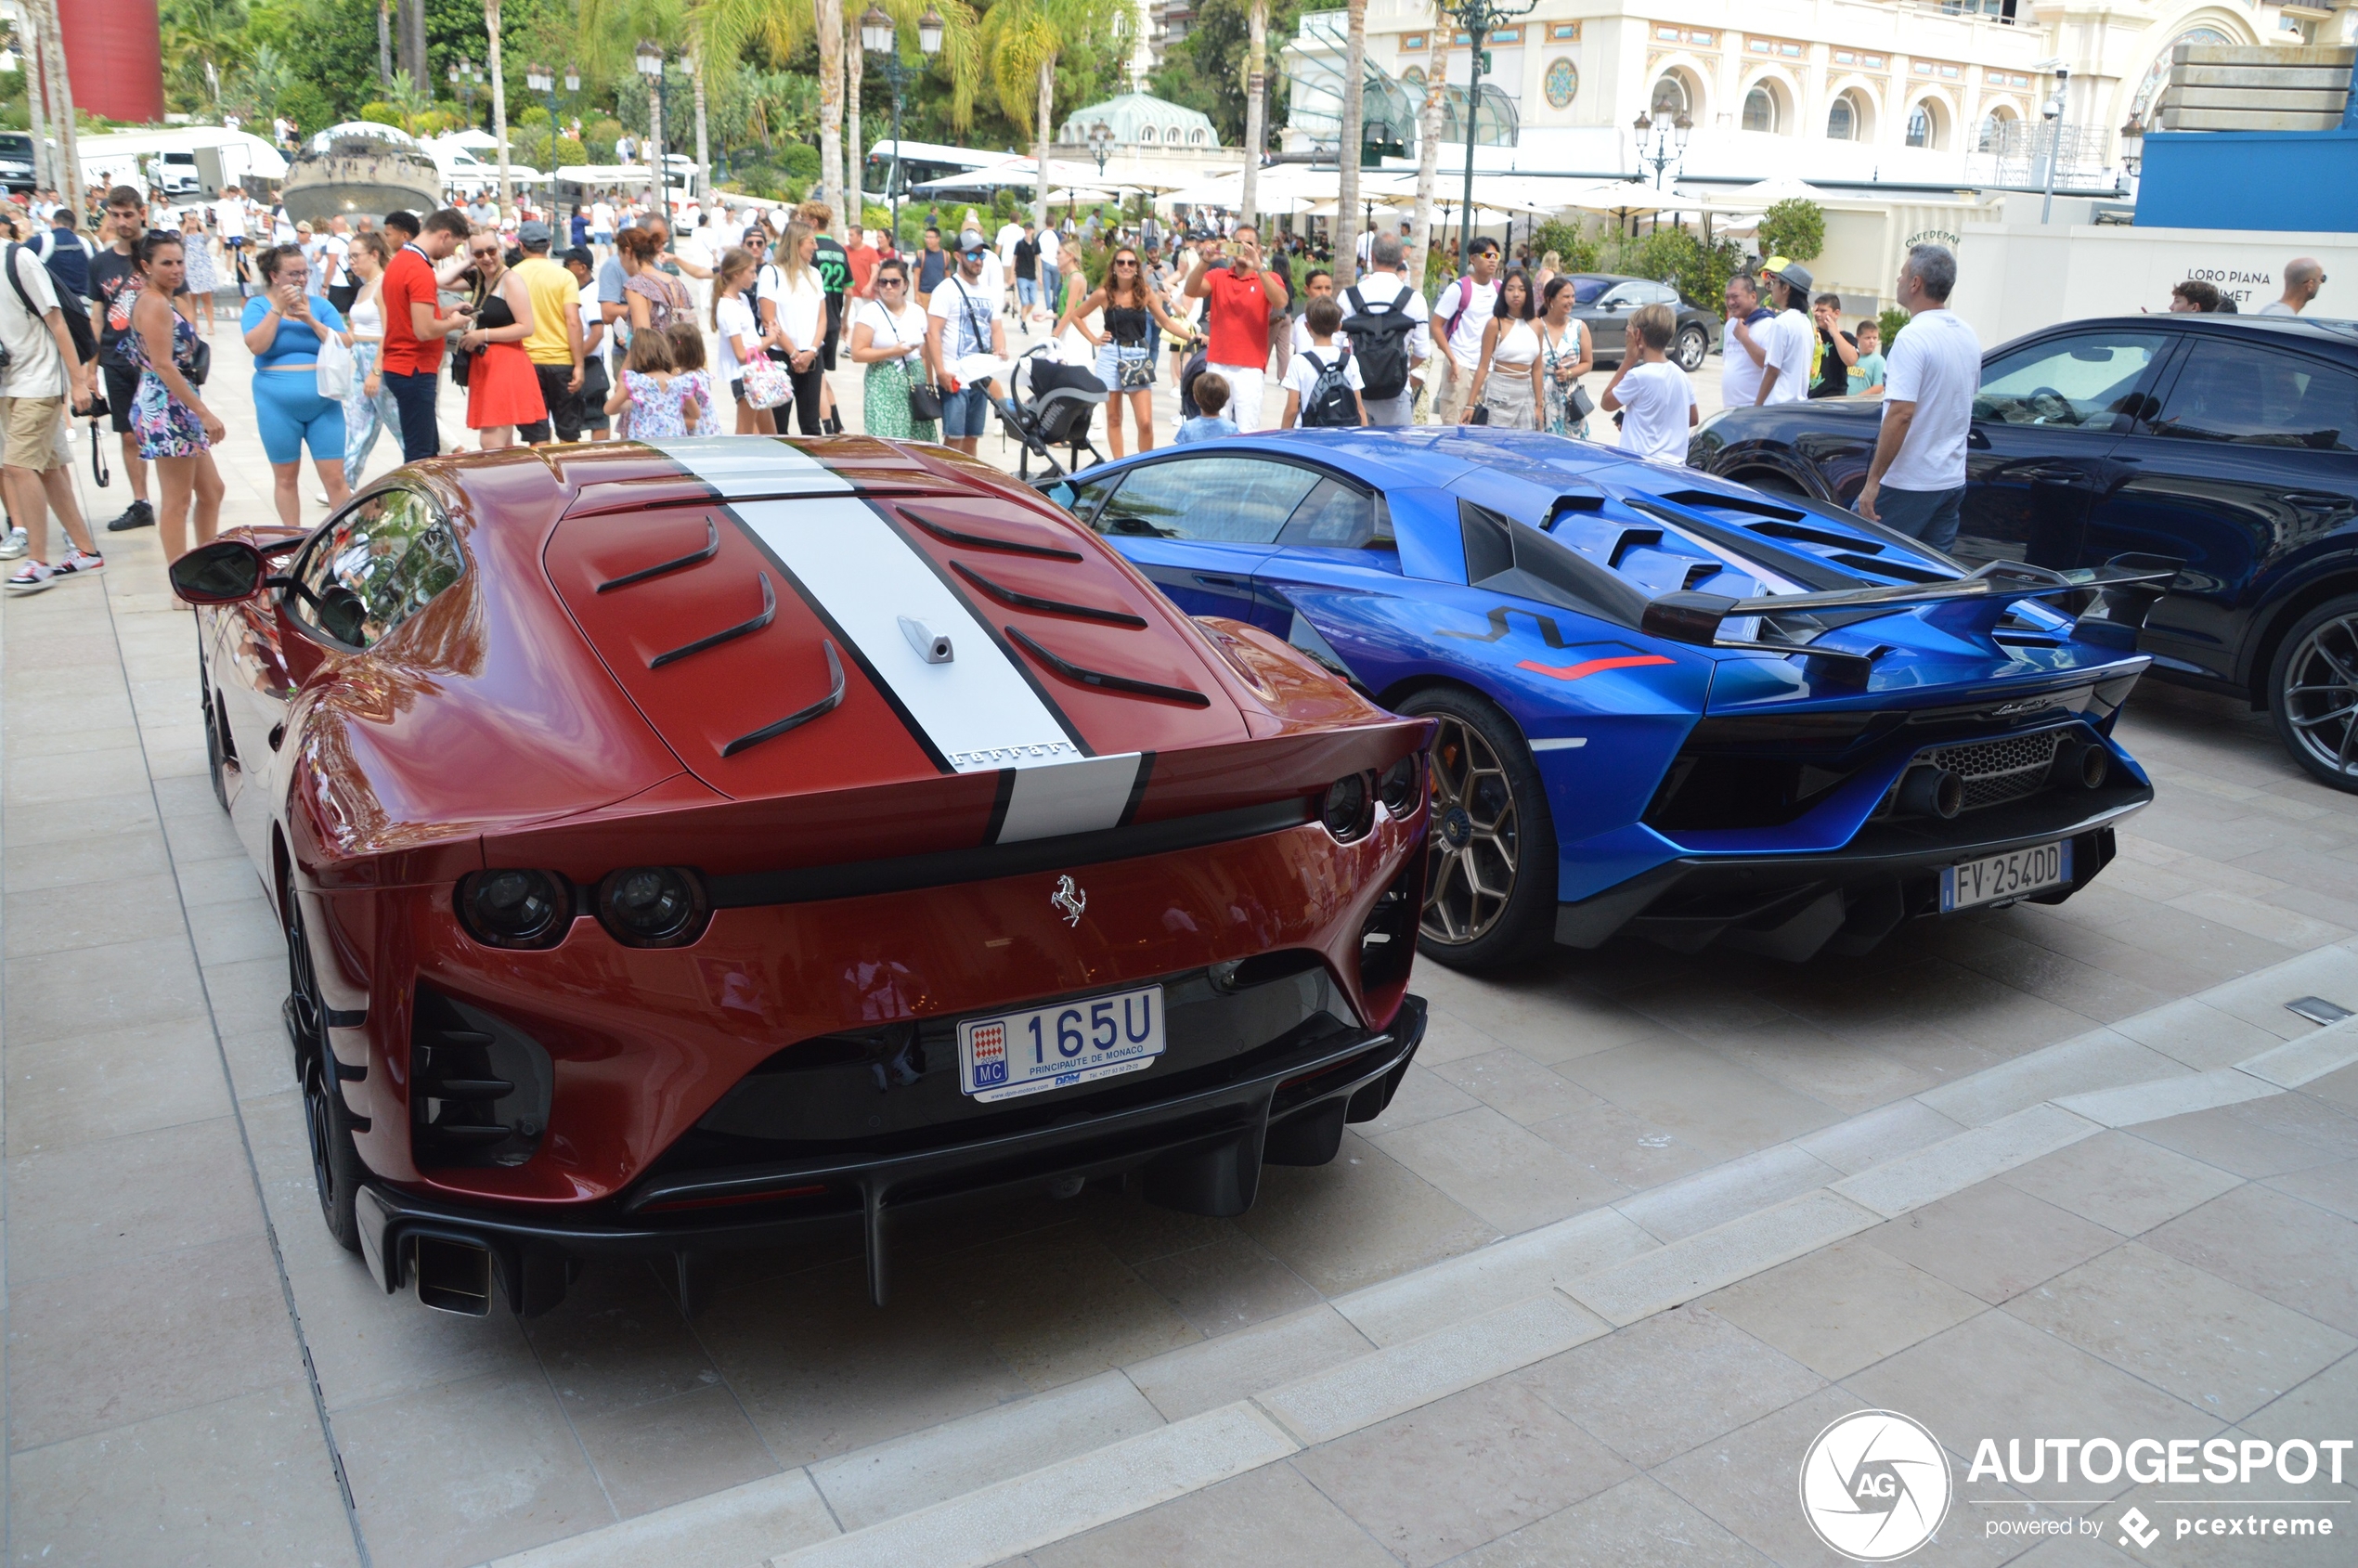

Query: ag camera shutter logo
[{"left": 1799, "top": 1409, "right": 1954, "bottom": 1562}]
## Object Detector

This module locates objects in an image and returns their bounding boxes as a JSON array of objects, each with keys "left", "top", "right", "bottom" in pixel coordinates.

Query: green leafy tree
[
  {"left": 1878, "top": 305, "right": 1909, "bottom": 347},
  {"left": 977, "top": 0, "right": 1132, "bottom": 226},
  {"left": 1149, "top": 0, "right": 1302, "bottom": 146},
  {"left": 1756, "top": 198, "right": 1825, "bottom": 264}
]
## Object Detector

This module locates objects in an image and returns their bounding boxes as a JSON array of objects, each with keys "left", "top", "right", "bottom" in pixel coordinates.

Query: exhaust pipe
[
  {"left": 1897, "top": 766, "right": 1964, "bottom": 820},
  {"left": 2052, "top": 738, "right": 2110, "bottom": 791},
  {"left": 413, "top": 1235, "right": 494, "bottom": 1316}
]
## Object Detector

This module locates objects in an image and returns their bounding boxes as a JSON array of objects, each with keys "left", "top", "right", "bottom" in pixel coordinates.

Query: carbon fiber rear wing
[{"left": 1639, "top": 555, "right": 2183, "bottom": 673}]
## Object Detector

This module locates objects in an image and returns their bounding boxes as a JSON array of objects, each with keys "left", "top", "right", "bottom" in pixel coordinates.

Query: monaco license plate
[
  {"left": 1940, "top": 839, "right": 2072, "bottom": 913},
  {"left": 958, "top": 985, "right": 1165, "bottom": 1102}
]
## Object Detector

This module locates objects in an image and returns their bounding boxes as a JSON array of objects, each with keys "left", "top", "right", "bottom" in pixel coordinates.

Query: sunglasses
[
  {"left": 469, "top": 247, "right": 500, "bottom": 259},
  {"left": 1114, "top": 259, "right": 1138, "bottom": 267},
  {"left": 877, "top": 275, "right": 906, "bottom": 286}
]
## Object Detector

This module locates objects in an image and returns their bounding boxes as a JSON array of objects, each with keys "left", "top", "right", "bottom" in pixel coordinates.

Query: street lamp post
[
  {"left": 1435, "top": 0, "right": 1535, "bottom": 269},
  {"left": 635, "top": 39, "right": 666, "bottom": 214},
  {"left": 858, "top": 6, "right": 944, "bottom": 254},
  {"left": 449, "top": 57, "right": 482, "bottom": 122},
  {"left": 1630, "top": 106, "right": 1691, "bottom": 188},
  {"left": 526, "top": 63, "right": 558, "bottom": 172}
]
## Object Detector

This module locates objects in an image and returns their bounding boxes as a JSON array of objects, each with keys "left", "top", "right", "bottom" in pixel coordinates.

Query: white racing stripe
[
  {"left": 654, "top": 440, "right": 1153, "bottom": 845},
  {"left": 997, "top": 752, "right": 1148, "bottom": 844},
  {"left": 643, "top": 435, "right": 853, "bottom": 493},
  {"left": 731, "top": 492, "right": 1079, "bottom": 773}
]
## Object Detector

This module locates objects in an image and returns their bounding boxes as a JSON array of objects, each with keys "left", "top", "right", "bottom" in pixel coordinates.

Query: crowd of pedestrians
[{"left": 0, "top": 160, "right": 2339, "bottom": 599}]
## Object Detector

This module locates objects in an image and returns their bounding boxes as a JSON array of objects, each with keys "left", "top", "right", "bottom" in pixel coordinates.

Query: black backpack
[
  {"left": 1299, "top": 347, "right": 1358, "bottom": 428},
  {"left": 1340, "top": 285, "right": 1414, "bottom": 400}
]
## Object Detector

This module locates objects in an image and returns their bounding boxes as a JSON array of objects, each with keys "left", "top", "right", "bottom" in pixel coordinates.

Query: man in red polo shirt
[
  {"left": 1183, "top": 224, "right": 1289, "bottom": 432},
  {"left": 380, "top": 207, "right": 473, "bottom": 462}
]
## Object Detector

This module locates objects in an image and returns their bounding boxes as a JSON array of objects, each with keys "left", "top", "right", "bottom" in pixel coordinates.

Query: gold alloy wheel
[
  {"left": 2283, "top": 609, "right": 2358, "bottom": 781},
  {"left": 1421, "top": 713, "right": 1522, "bottom": 945}
]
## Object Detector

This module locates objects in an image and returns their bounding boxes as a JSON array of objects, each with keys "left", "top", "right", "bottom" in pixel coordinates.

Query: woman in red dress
[{"left": 455, "top": 229, "right": 545, "bottom": 448}]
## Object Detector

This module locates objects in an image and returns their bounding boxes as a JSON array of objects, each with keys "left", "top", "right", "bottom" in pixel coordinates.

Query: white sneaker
[
  {"left": 5, "top": 560, "right": 56, "bottom": 593},
  {"left": 52, "top": 547, "right": 104, "bottom": 577},
  {"left": 0, "top": 525, "right": 26, "bottom": 561},
  {"left": 315, "top": 491, "right": 331, "bottom": 505}
]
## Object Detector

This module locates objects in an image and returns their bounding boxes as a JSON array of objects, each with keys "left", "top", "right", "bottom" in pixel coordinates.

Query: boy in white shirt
[
  {"left": 1279, "top": 298, "right": 1367, "bottom": 429},
  {"left": 1600, "top": 304, "right": 1697, "bottom": 464}
]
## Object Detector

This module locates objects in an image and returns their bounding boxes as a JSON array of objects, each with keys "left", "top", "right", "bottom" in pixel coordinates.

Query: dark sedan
[
  {"left": 1689, "top": 315, "right": 2358, "bottom": 791},
  {"left": 1558, "top": 274, "right": 1721, "bottom": 372}
]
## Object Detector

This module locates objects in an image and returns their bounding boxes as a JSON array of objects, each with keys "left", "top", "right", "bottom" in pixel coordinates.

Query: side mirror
[{"left": 169, "top": 538, "right": 267, "bottom": 604}]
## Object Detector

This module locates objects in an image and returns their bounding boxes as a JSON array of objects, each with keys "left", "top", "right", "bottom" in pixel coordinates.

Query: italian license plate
[
  {"left": 958, "top": 985, "right": 1165, "bottom": 1102},
  {"left": 1940, "top": 839, "right": 2073, "bottom": 913}
]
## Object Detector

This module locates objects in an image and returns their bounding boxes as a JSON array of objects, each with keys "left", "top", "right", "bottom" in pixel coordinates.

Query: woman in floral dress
[
  {"left": 847, "top": 257, "right": 937, "bottom": 441},
  {"left": 179, "top": 209, "right": 220, "bottom": 330},
  {"left": 125, "top": 233, "right": 226, "bottom": 595}
]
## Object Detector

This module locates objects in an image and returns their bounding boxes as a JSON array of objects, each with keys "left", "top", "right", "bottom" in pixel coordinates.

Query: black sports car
[
  {"left": 1689, "top": 314, "right": 2358, "bottom": 790},
  {"left": 1556, "top": 274, "right": 1722, "bottom": 373}
]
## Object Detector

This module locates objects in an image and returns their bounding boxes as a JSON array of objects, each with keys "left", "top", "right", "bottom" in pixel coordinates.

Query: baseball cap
[
  {"left": 1763, "top": 255, "right": 1813, "bottom": 295},
  {"left": 959, "top": 228, "right": 988, "bottom": 255},
  {"left": 518, "top": 219, "right": 552, "bottom": 245}
]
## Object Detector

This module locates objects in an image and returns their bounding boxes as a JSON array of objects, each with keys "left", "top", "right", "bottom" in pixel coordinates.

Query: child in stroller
[{"left": 992, "top": 346, "right": 1109, "bottom": 478}]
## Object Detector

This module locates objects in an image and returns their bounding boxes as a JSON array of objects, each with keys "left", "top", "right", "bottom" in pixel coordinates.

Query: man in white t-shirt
[
  {"left": 1718, "top": 272, "right": 1771, "bottom": 408},
  {"left": 0, "top": 243, "right": 100, "bottom": 593},
  {"left": 1036, "top": 225, "right": 1063, "bottom": 319},
  {"left": 994, "top": 217, "right": 1026, "bottom": 314},
  {"left": 1858, "top": 244, "right": 1980, "bottom": 551},
  {"left": 1431, "top": 237, "right": 1500, "bottom": 423},
  {"left": 1339, "top": 231, "right": 1432, "bottom": 427},
  {"left": 2260, "top": 256, "right": 2324, "bottom": 317},
  {"left": 1752, "top": 258, "right": 1815, "bottom": 406},
  {"left": 1600, "top": 303, "right": 1697, "bottom": 464},
  {"left": 214, "top": 188, "right": 251, "bottom": 294}
]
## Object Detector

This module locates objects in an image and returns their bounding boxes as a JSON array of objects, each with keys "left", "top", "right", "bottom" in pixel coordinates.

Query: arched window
[
  {"left": 1403, "top": 65, "right": 1428, "bottom": 92},
  {"left": 1976, "top": 109, "right": 2014, "bottom": 152},
  {"left": 1189, "top": 128, "right": 1206, "bottom": 145},
  {"left": 1827, "top": 96, "right": 1856, "bottom": 140},
  {"left": 1139, "top": 125, "right": 1157, "bottom": 143},
  {"left": 2133, "top": 27, "right": 2231, "bottom": 118},
  {"left": 1743, "top": 85, "right": 1777, "bottom": 134},
  {"left": 1652, "top": 74, "right": 1689, "bottom": 118},
  {"left": 1907, "top": 105, "right": 1932, "bottom": 147}
]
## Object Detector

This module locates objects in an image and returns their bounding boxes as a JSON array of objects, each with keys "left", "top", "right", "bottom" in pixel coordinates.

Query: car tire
[
  {"left": 2267, "top": 592, "right": 2358, "bottom": 794},
  {"left": 1736, "top": 469, "right": 1810, "bottom": 499},
  {"left": 1675, "top": 324, "right": 1708, "bottom": 371},
  {"left": 1396, "top": 686, "right": 1559, "bottom": 972},
  {"left": 288, "top": 895, "right": 367, "bottom": 1253}
]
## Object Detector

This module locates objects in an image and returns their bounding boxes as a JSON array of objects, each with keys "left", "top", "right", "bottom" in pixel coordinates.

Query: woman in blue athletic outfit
[{"left": 241, "top": 243, "right": 353, "bottom": 527}]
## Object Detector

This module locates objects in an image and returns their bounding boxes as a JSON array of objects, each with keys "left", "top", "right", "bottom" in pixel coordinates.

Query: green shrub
[
  {"left": 358, "top": 102, "right": 401, "bottom": 127},
  {"left": 1877, "top": 305, "right": 1909, "bottom": 347},
  {"left": 1528, "top": 219, "right": 1599, "bottom": 275},
  {"left": 781, "top": 143, "right": 821, "bottom": 183},
  {"left": 1599, "top": 227, "right": 1746, "bottom": 312},
  {"left": 1756, "top": 199, "right": 1825, "bottom": 264}
]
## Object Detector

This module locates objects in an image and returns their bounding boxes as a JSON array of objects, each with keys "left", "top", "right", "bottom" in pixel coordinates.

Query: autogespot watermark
[{"left": 1800, "top": 1412, "right": 2351, "bottom": 1562}]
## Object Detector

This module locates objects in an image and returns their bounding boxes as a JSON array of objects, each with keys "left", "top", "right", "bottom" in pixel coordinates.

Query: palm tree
[
  {"left": 1239, "top": 0, "right": 1266, "bottom": 229},
  {"left": 1334, "top": 0, "right": 1367, "bottom": 285},
  {"left": 978, "top": 0, "right": 1131, "bottom": 228},
  {"left": 847, "top": 1, "right": 982, "bottom": 221},
  {"left": 486, "top": 0, "right": 512, "bottom": 209},
  {"left": 1411, "top": 11, "right": 1447, "bottom": 293}
]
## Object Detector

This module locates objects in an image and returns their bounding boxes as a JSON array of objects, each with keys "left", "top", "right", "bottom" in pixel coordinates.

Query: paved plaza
[{"left": 5, "top": 326, "right": 2358, "bottom": 1567}]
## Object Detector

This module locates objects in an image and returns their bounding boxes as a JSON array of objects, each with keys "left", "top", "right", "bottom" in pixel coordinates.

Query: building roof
[{"left": 1057, "top": 91, "right": 1219, "bottom": 149}]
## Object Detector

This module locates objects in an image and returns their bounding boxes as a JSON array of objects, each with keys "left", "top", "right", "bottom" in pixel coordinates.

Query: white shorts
[{"left": 1208, "top": 362, "right": 1265, "bottom": 434}]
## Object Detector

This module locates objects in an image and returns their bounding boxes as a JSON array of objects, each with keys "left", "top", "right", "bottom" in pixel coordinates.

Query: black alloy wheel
[
  {"left": 288, "top": 894, "right": 367, "bottom": 1253},
  {"left": 1675, "top": 323, "right": 1709, "bottom": 372},
  {"left": 2270, "top": 594, "right": 2358, "bottom": 793},
  {"left": 1396, "top": 687, "right": 1559, "bottom": 971}
]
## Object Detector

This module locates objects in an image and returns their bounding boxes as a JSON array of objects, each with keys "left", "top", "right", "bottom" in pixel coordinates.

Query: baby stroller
[{"left": 994, "top": 346, "right": 1108, "bottom": 479}]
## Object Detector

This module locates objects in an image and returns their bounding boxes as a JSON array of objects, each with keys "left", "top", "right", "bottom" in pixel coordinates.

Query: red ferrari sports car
[{"left": 172, "top": 436, "right": 1431, "bottom": 1318}]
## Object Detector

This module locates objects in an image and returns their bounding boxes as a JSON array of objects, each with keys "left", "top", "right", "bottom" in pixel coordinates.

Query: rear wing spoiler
[{"left": 1639, "top": 555, "right": 2182, "bottom": 679}]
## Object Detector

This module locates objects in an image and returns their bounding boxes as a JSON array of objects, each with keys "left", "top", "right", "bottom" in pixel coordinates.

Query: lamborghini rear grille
[{"left": 1922, "top": 732, "right": 2063, "bottom": 811}]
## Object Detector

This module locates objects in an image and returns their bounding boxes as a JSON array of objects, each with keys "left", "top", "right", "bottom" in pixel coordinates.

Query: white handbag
[{"left": 314, "top": 330, "right": 356, "bottom": 399}]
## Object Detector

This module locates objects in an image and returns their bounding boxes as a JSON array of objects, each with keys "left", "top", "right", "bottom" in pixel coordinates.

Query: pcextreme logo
[{"left": 1799, "top": 1410, "right": 1954, "bottom": 1562}]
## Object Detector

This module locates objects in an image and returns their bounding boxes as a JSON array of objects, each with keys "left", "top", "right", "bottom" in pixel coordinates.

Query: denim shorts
[
  {"left": 941, "top": 385, "right": 993, "bottom": 439},
  {"left": 1873, "top": 485, "right": 1964, "bottom": 552}
]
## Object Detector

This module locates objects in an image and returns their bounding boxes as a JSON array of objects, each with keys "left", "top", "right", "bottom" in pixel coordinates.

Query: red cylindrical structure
[{"left": 59, "top": 0, "right": 165, "bottom": 126}]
